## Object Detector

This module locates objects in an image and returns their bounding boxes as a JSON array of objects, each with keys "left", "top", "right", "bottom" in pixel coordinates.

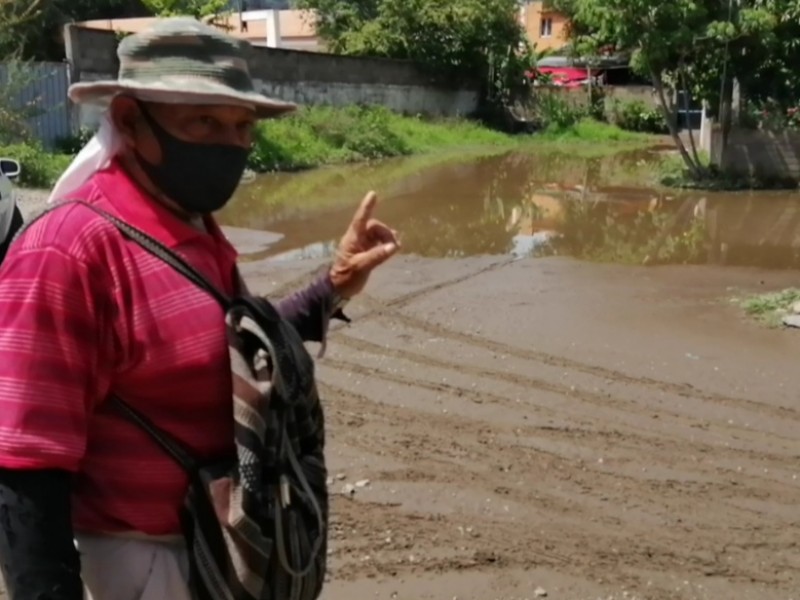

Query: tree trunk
[
  {"left": 678, "top": 62, "right": 704, "bottom": 172},
  {"left": 718, "top": 71, "right": 734, "bottom": 168},
  {"left": 650, "top": 66, "right": 702, "bottom": 179}
]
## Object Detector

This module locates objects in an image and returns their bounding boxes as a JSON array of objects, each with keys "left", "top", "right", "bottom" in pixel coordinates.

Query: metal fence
[{"left": 0, "top": 61, "right": 72, "bottom": 149}]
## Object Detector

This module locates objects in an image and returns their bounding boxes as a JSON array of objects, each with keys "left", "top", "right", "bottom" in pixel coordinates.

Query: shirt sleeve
[
  {"left": 0, "top": 244, "right": 111, "bottom": 472},
  {"left": 274, "top": 273, "right": 351, "bottom": 352}
]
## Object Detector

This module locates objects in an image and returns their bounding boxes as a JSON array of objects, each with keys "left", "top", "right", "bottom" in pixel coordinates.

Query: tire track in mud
[
  {"left": 265, "top": 257, "right": 796, "bottom": 421},
  {"left": 321, "top": 380, "right": 798, "bottom": 506},
  {"left": 327, "top": 333, "right": 800, "bottom": 454},
  {"left": 321, "top": 384, "right": 798, "bottom": 591},
  {"left": 344, "top": 307, "right": 800, "bottom": 423}
]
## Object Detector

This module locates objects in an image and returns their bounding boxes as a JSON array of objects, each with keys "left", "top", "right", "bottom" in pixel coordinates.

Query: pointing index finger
[{"left": 352, "top": 191, "right": 378, "bottom": 232}]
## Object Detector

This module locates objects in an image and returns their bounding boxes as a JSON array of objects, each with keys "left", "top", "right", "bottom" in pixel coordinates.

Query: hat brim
[{"left": 68, "top": 79, "right": 297, "bottom": 119}]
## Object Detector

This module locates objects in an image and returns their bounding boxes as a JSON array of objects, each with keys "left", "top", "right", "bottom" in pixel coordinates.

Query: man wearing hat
[{"left": 0, "top": 17, "right": 399, "bottom": 600}]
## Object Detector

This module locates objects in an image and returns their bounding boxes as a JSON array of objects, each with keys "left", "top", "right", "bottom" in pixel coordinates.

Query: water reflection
[
  {"left": 218, "top": 148, "right": 800, "bottom": 269},
  {"left": 706, "top": 194, "right": 800, "bottom": 268}
]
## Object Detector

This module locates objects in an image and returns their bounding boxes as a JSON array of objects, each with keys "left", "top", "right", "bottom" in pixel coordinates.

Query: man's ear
[{"left": 109, "top": 96, "right": 141, "bottom": 148}]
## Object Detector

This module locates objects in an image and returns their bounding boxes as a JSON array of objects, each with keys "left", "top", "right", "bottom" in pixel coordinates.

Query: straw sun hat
[{"left": 68, "top": 17, "right": 297, "bottom": 119}]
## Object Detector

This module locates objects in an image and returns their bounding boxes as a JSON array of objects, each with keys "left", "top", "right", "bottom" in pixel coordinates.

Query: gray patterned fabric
[{"left": 69, "top": 18, "right": 296, "bottom": 118}]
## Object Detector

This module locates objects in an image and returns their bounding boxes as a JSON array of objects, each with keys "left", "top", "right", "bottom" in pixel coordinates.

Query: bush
[
  {"left": 0, "top": 142, "right": 72, "bottom": 188},
  {"left": 53, "top": 127, "right": 96, "bottom": 155},
  {"left": 610, "top": 100, "right": 669, "bottom": 134},
  {"left": 248, "top": 105, "right": 511, "bottom": 172},
  {"left": 532, "top": 91, "right": 590, "bottom": 131}
]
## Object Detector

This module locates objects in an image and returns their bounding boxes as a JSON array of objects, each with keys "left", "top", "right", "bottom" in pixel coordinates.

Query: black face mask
[{"left": 135, "top": 104, "right": 250, "bottom": 214}]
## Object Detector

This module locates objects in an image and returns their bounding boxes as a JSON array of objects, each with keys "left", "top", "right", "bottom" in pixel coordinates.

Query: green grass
[
  {"left": 0, "top": 142, "right": 72, "bottom": 188},
  {"left": 539, "top": 118, "right": 650, "bottom": 143},
  {"left": 248, "top": 107, "right": 657, "bottom": 172},
  {"left": 734, "top": 288, "right": 800, "bottom": 327},
  {"left": 248, "top": 105, "right": 513, "bottom": 172}
]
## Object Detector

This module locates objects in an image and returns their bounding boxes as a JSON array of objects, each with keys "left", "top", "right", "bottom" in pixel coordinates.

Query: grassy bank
[
  {"left": 247, "top": 105, "right": 513, "bottom": 172},
  {"left": 3, "top": 106, "right": 659, "bottom": 189}
]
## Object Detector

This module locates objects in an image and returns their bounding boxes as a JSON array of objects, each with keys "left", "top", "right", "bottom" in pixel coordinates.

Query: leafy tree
[
  {"left": 553, "top": 0, "right": 785, "bottom": 178},
  {"left": 293, "top": 0, "right": 534, "bottom": 108},
  {"left": 140, "top": 0, "right": 229, "bottom": 18},
  {"left": 0, "top": 0, "right": 140, "bottom": 59}
]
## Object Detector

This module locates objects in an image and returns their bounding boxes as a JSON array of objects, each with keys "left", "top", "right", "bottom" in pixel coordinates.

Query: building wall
[
  {"left": 64, "top": 25, "right": 480, "bottom": 129},
  {"left": 518, "top": 85, "right": 660, "bottom": 123},
  {"left": 0, "top": 62, "right": 72, "bottom": 149},
  {"left": 522, "top": 1, "right": 570, "bottom": 52},
  {"left": 79, "top": 11, "right": 323, "bottom": 52},
  {"left": 711, "top": 126, "right": 800, "bottom": 182}
]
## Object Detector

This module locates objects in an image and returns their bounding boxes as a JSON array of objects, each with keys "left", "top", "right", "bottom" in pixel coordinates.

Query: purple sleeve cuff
[{"left": 274, "top": 272, "right": 350, "bottom": 349}]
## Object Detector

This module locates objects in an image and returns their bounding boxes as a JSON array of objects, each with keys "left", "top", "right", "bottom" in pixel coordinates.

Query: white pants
[{"left": 76, "top": 534, "right": 192, "bottom": 600}]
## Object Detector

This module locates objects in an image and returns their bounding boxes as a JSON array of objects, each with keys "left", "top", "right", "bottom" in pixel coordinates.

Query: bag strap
[
  {"left": 74, "top": 201, "right": 231, "bottom": 310},
  {"left": 112, "top": 395, "right": 198, "bottom": 473}
]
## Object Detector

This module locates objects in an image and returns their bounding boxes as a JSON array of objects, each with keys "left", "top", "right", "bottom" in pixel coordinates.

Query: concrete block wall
[
  {"left": 603, "top": 85, "right": 659, "bottom": 111},
  {"left": 64, "top": 24, "right": 480, "bottom": 129},
  {"left": 713, "top": 126, "right": 800, "bottom": 181}
]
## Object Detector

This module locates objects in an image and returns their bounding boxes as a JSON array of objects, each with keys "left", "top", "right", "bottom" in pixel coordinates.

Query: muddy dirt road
[{"left": 243, "top": 253, "right": 800, "bottom": 600}]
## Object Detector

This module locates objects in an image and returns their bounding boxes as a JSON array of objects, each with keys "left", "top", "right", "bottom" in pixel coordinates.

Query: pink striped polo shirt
[{"left": 0, "top": 160, "right": 239, "bottom": 535}]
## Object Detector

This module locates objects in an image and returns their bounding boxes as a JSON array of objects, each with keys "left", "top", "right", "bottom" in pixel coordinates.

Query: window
[{"left": 540, "top": 17, "right": 553, "bottom": 38}]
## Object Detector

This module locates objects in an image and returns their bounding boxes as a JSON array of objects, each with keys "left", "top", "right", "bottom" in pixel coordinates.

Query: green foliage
[
  {"left": 562, "top": 0, "right": 800, "bottom": 115},
  {"left": 609, "top": 99, "right": 668, "bottom": 134},
  {"left": 554, "top": 0, "right": 800, "bottom": 181},
  {"left": 139, "top": 0, "right": 229, "bottom": 17},
  {"left": 0, "top": 142, "right": 72, "bottom": 188},
  {"left": 537, "top": 118, "right": 648, "bottom": 143},
  {"left": 247, "top": 105, "right": 512, "bottom": 172},
  {"left": 736, "top": 288, "right": 800, "bottom": 327},
  {"left": 740, "top": 98, "right": 800, "bottom": 131},
  {"left": 533, "top": 92, "right": 589, "bottom": 130},
  {"left": 53, "top": 128, "right": 96, "bottom": 155},
  {"left": 1, "top": 0, "right": 131, "bottom": 59},
  {"left": 293, "top": 0, "right": 533, "bottom": 104},
  {"left": 0, "top": 60, "right": 46, "bottom": 145},
  {"left": 0, "top": 0, "right": 44, "bottom": 57}
]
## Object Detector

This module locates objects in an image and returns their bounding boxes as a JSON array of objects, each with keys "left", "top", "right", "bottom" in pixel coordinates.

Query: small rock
[
  {"left": 792, "top": 301, "right": 800, "bottom": 314},
  {"left": 783, "top": 314, "right": 800, "bottom": 328},
  {"left": 355, "top": 479, "right": 371, "bottom": 488},
  {"left": 534, "top": 586, "right": 548, "bottom": 597},
  {"left": 326, "top": 477, "right": 334, "bottom": 487},
  {"left": 335, "top": 473, "right": 346, "bottom": 481},
  {"left": 341, "top": 484, "right": 356, "bottom": 496}
]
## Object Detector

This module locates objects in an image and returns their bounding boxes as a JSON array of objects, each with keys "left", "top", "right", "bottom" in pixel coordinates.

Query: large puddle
[{"left": 218, "top": 147, "right": 800, "bottom": 268}]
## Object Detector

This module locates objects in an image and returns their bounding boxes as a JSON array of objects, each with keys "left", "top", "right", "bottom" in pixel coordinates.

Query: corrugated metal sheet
[{"left": 0, "top": 61, "right": 72, "bottom": 149}]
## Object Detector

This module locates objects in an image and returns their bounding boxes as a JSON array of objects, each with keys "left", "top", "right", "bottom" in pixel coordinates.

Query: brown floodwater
[{"left": 217, "top": 147, "right": 800, "bottom": 269}]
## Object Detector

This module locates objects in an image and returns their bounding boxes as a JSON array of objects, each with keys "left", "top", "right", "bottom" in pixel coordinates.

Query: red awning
[{"left": 535, "top": 66, "right": 597, "bottom": 87}]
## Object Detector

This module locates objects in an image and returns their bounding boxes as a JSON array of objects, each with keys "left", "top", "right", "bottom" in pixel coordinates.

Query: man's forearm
[
  {"left": 274, "top": 273, "right": 350, "bottom": 343},
  {"left": 0, "top": 469, "right": 83, "bottom": 600}
]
